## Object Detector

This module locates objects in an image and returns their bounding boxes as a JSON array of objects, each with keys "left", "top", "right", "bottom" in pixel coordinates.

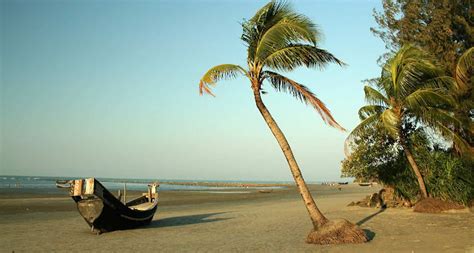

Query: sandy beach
[{"left": 1, "top": 184, "right": 473, "bottom": 253}]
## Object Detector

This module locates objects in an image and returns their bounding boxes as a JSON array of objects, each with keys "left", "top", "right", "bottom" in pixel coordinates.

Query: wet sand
[{"left": 1, "top": 184, "right": 473, "bottom": 252}]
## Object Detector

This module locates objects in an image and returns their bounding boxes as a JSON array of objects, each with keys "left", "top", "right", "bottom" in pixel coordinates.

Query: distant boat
[
  {"left": 358, "top": 182, "right": 373, "bottom": 187},
  {"left": 57, "top": 178, "right": 159, "bottom": 234},
  {"left": 338, "top": 182, "right": 349, "bottom": 185}
]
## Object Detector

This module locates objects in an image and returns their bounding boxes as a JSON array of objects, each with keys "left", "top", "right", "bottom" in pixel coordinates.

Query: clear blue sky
[{"left": 1, "top": 0, "right": 385, "bottom": 181}]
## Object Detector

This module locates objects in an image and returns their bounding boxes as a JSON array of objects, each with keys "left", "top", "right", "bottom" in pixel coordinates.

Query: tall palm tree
[
  {"left": 348, "top": 45, "right": 468, "bottom": 199},
  {"left": 198, "top": 1, "right": 367, "bottom": 244}
]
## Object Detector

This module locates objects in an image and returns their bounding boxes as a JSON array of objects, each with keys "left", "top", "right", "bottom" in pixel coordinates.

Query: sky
[{"left": 1, "top": 0, "right": 386, "bottom": 182}]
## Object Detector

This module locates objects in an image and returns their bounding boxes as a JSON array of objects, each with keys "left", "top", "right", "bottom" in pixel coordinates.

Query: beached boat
[
  {"left": 56, "top": 178, "right": 159, "bottom": 234},
  {"left": 358, "top": 182, "right": 373, "bottom": 187}
]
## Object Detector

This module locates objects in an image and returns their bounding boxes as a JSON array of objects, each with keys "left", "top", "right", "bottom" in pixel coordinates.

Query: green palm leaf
[
  {"left": 347, "top": 114, "right": 381, "bottom": 140},
  {"left": 344, "top": 114, "right": 381, "bottom": 156},
  {"left": 199, "top": 64, "right": 247, "bottom": 96},
  {"left": 433, "top": 121, "right": 472, "bottom": 155},
  {"left": 263, "top": 44, "right": 344, "bottom": 71},
  {"left": 455, "top": 47, "right": 473, "bottom": 92},
  {"left": 358, "top": 105, "right": 386, "bottom": 120},
  {"left": 364, "top": 86, "right": 389, "bottom": 106},
  {"left": 404, "top": 88, "right": 455, "bottom": 109},
  {"left": 422, "top": 76, "right": 457, "bottom": 90},
  {"left": 380, "top": 109, "right": 399, "bottom": 138},
  {"left": 242, "top": 1, "right": 292, "bottom": 63},
  {"left": 416, "top": 108, "right": 462, "bottom": 130},
  {"left": 414, "top": 108, "right": 472, "bottom": 155},
  {"left": 384, "top": 45, "right": 441, "bottom": 99},
  {"left": 255, "top": 15, "right": 320, "bottom": 61}
]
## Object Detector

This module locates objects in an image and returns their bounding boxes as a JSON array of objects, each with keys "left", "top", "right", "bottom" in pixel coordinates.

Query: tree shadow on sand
[
  {"left": 355, "top": 208, "right": 386, "bottom": 242},
  {"left": 147, "top": 212, "right": 232, "bottom": 228},
  {"left": 356, "top": 208, "right": 386, "bottom": 226},
  {"left": 363, "top": 229, "right": 376, "bottom": 241}
]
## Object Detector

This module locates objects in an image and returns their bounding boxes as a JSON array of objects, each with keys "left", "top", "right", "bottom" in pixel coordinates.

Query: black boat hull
[
  {"left": 74, "top": 198, "right": 157, "bottom": 233},
  {"left": 63, "top": 178, "right": 159, "bottom": 233}
]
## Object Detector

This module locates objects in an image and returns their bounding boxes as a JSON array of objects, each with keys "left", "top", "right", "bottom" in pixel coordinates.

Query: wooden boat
[{"left": 57, "top": 178, "right": 159, "bottom": 234}]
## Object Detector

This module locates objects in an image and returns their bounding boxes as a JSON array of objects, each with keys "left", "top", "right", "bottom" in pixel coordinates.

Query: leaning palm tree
[
  {"left": 348, "top": 45, "right": 468, "bottom": 199},
  {"left": 198, "top": 1, "right": 367, "bottom": 244}
]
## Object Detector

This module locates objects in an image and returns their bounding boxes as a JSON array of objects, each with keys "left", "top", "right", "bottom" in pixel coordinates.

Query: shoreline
[
  {"left": 0, "top": 184, "right": 367, "bottom": 215},
  {"left": 1, "top": 184, "right": 472, "bottom": 252},
  {"left": 1, "top": 175, "right": 355, "bottom": 189},
  {"left": 159, "top": 181, "right": 290, "bottom": 188}
]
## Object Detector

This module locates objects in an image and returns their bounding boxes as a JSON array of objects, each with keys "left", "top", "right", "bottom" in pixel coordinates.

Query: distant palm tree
[
  {"left": 348, "top": 45, "right": 467, "bottom": 198},
  {"left": 198, "top": 1, "right": 366, "bottom": 244}
]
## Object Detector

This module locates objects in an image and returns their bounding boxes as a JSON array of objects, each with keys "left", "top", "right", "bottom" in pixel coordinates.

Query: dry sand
[{"left": 1, "top": 184, "right": 473, "bottom": 252}]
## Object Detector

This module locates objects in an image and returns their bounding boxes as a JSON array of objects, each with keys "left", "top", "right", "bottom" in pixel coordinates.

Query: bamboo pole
[{"left": 123, "top": 182, "right": 127, "bottom": 204}]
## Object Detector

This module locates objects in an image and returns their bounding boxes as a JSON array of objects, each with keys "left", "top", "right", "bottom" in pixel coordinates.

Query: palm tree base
[
  {"left": 306, "top": 219, "right": 368, "bottom": 244},
  {"left": 413, "top": 197, "right": 465, "bottom": 213}
]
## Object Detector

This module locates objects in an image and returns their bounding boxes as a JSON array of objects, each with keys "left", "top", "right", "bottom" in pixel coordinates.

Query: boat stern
[{"left": 77, "top": 198, "right": 104, "bottom": 225}]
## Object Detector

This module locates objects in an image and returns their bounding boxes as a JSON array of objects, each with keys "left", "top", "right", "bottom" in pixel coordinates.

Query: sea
[{"left": 0, "top": 175, "right": 290, "bottom": 192}]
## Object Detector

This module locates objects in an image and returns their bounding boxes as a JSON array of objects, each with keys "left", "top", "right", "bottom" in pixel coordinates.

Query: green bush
[
  {"left": 342, "top": 125, "right": 419, "bottom": 201},
  {"left": 415, "top": 148, "right": 474, "bottom": 205},
  {"left": 342, "top": 126, "right": 474, "bottom": 205}
]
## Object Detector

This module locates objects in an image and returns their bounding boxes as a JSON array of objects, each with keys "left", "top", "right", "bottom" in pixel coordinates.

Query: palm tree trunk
[
  {"left": 252, "top": 87, "right": 328, "bottom": 228},
  {"left": 400, "top": 137, "right": 429, "bottom": 198}
]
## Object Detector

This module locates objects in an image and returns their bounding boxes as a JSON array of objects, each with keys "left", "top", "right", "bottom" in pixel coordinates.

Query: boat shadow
[{"left": 147, "top": 212, "right": 232, "bottom": 228}]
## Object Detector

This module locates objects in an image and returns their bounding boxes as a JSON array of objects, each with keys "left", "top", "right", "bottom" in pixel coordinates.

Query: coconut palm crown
[
  {"left": 199, "top": 1, "right": 345, "bottom": 131},
  {"left": 348, "top": 45, "right": 468, "bottom": 198},
  {"left": 198, "top": 1, "right": 368, "bottom": 244}
]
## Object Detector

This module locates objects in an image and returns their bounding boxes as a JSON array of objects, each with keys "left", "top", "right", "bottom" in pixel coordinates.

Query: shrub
[{"left": 342, "top": 126, "right": 474, "bottom": 205}]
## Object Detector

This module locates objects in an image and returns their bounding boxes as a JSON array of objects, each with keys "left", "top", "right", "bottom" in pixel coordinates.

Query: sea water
[{"left": 0, "top": 175, "right": 287, "bottom": 192}]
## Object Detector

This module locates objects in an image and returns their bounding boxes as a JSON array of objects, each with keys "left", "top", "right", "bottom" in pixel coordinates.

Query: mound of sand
[
  {"left": 413, "top": 198, "right": 465, "bottom": 213},
  {"left": 306, "top": 219, "right": 368, "bottom": 245}
]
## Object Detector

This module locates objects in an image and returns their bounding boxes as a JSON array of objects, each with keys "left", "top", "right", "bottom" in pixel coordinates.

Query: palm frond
[
  {"left": 422, "top": 76, "right": 456, "bottom": 90},
  {"left": 364, "top": 86, "right": 389, "bottom": 106},
  {"left": 455, "top": 47, "right": 473, "bottom": 92},
  {"left": 434, "top": 121, "right": 473, "bottom": 156},
  {"left": 344, "top": 114, "right": 380, "bottom": 157},
  {"left": 255, "top": 15, "right": 320, "bottom": 62},
  {"left": 264, "top": 71, "right": 345, "bottom": 130},
  {"left": 412, "top": 107, "right": 472, "bottom": 154},
  {"left": 199, "top": 64, "right": 247, "bottom": 96},
  {"left": 404, "top": 88, "right": 455, "bottom": 110},
  {"left": 398, "top": 62, "right": 440, "bottom": 96},
  {"left": 358, "top": 105, "right": 386, "bottom": 120},
  {"left": 263, "top": 44, "right": 344, "bottom": 71},
  {"left": 380, "top": 109, "right": 399, "bottom": 138},
  {"left": 347, "top": 114, "right": 381, "bottom": 140},
  {"left": 375, "top": 75, "right": 395, "bottom": 99},
  {"left": 241, "top": 1, "right": 293, "bottom": 63},
  {"left": 384, "top": 45, "right": 441, "bottom": 99},
  {"left": 417, "top": 108, "right": 462, "bottom": 130}
]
